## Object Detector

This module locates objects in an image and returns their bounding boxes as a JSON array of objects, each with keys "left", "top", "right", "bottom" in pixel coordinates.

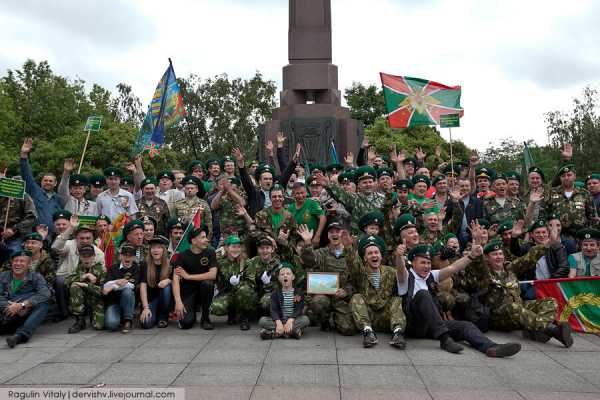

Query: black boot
[
  {"left": 546, "top": 322, "right": 573, "bottom": 348},
  {"left": 68, "top": 317, "right": 86, "bottom": 334},
  {"left": 522, "top": 329, "right": 551, "bottom": 343},
  {"left": 6, "top": 333, "right": 24, "bottom": 348},
  {"left": 440, "top": 336, "right": 464, "bottom": 354},
  {"left": 239, "top": 317, "right": 250, "bottom": 331},
  {"left": 227, "top": 309, "right": 237, "bottom": 325},
  {"left": 486, "top": 342, "right": 522, "bottom": 358}
]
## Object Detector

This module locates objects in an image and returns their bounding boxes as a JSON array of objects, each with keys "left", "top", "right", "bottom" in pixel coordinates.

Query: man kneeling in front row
[{"left": 398, "top": 244, "right": 522, "bottom": 357}]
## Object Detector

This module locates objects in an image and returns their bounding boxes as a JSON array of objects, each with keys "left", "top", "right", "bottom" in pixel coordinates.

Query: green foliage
[
  {"left": 545, "top": 86, "right": 600, "bottom": 176},
  {"left": 345, "top": 82, "right": 386, "bottom": 128},
  {"left": 364, "top": 117, "right": 470, "bottom": 163},
  {"left": 481, "top": 138, "right": 561, "bottom": 177}
]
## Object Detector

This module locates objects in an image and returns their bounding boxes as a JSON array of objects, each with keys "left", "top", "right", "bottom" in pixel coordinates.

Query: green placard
[
  {"left": 84, "top": 116, "right": 102, "bottom": 133},
  {"left": 77, "top": 215, "right": 98, "bottom": 227},
  {"left": 440, "top": 113, "right": 460, "bottom": 128},
  {"left": 0, "top": 177, "right": 26, "bottom": 200}
]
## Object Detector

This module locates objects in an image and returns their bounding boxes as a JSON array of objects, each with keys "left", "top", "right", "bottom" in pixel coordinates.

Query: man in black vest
[{"left": 397, "top": 244, "right": 522, "bottom": 357}]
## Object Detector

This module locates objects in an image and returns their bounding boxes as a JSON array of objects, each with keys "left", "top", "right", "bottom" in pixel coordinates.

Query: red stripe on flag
[
  {"left": 380, "top": 72, "right": 412, "bottom": 94},
  {"left": 387, "top": 106, "right": 413, "bottom": 128}
]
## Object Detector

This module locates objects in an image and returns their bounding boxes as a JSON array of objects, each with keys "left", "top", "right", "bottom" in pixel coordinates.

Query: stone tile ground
[{"left": 1, "top": 316, "right": 599, "bottom": 400}]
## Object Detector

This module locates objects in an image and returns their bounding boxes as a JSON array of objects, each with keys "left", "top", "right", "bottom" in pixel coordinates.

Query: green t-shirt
[
  {"left": 408, "top": 193, "right": 440, "bottom": 214},
  {"left": 271, "top": 210, "right": 284, "bottom": 233},
  {"left": 288, "top": 199, "right": 325, "bottom": 231},
  {"left": 10, "top": 278, "right": 23, "bottom": 296}
]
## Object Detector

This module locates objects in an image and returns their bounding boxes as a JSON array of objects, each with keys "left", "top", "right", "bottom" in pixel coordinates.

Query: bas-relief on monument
[{"left": 259, "top": 0, "right": 362, "bottom": 165}]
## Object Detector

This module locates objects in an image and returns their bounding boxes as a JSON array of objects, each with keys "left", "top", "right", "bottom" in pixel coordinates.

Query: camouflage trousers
[
  {"left": 259, "top": 292, "right": 272, "bottom": 316},
  {"left": 212, "top": 283, "right": 258, "bottom": 316},
  {"left": 306, "top": 294, "right": 357, "bottom": 335},
  {"left": 350, "top": 294, "right": 406, "bottom": 333},
  {"left": 69, "top": 283, "right": 104, "bottom": 330},
  {"left": 490, "top": 298, "right": 557, "bottom": 332}
]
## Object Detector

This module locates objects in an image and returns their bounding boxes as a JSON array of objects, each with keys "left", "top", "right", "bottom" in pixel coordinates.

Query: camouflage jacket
[
  {"left": 247, "top": 255, "right": 280, "bottom": 295},
  {"left": 301, "top": 244, "right": 352, "bottom": 299},
  {"left": 174, "top": 197, "right": 212, "bottom": 239},
  {"left": 0, "top": 195, "right": 37, "bottom": 238},
  {"left": 217, "top": 256, "right": 255, "bottom": 293},
  {"left": 250, "top": 207, "right": 296, "bottom": 242},
  {"left": 326, "top": 185, "right": 385, "bottom": 234},
  {"left": 344, "top": 246, "right": 399, "bottom": 310},
  {"left": 545, "top": 187, "right": 599, "bottom": 235},
  {"left": 136, "top": 196, "right": 171, "bottom": 234},
  {"left": 217, "top": 193, "right": 247, "bottom": 237},
  {"left": 483, "top": 196, "right": 524, "bottom": 225},
  {"left": 64, "top": 261, "right": 106, "bottom": 298}
]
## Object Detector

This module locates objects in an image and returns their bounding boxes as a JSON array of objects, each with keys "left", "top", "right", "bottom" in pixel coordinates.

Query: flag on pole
[
  {"left": 133, "top": 60, "right": 186, "bottom": 155},
  {"left": 534, "top": 276, "right": 600, "bottom": 333},
  {"left": 523, "top": 141, "right": 535, "bottom": 171},
  {"left": 380, "top": 73, "right": 463, "bottom": 128},
  {"left": 171, "top": 208, "right": 203, "bottom": 261},
  {"left": 329, "top": 141, "right": 338, "bottom": 164},
  {"left": 144, "top": 143, "right": 160, "bottom": 160}
]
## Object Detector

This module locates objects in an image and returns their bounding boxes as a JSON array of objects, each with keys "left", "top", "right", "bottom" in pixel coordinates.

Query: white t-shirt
[{"left": 398, "top": 269, "right": 441, "bottom": 298}]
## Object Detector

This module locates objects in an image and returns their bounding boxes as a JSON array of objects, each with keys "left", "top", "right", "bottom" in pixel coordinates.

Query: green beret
[
  {"left": 380, "top": 155, "right": 391, "bottom": 165},
  {"left": 256, "top": 164, "right": 275, "bottom": 179},
  {"left": 103, "top": 167, "right": 123, "bottom": 178},
  {"left": 140, "top": 178, "right": 157, "bottom": 188},
  {"left": 355, "top": 166, "right": 377, "bottom": 182},
  {"left": 187, "top": 225, "right": 209, "bottom": 243},
  {"left": 575, "top": 181, "right": 585, "bottom": 189},
  {"left": 393, "top": 214, "right": 417, "bottom": 235},
  {"left": 97, "top": 214, "right": 111, "bottom": 224},
  {"left": 558, "top": 164, "right": 575, "bottom": 176},
  {"left": 277, "top": 261, "right": 296, "bottom": 274},
  {"left": 148, "top": 235, "right": 169, "bottom": 246},
  {"left": 123, "top": 220, "right": 144, "bottom": 237},
  {"left": 206, "top": 158, "right": 220, "bottom": 169},
  {"left": 505, "top": 171, "right": 521, "bottom": 182},
  {"left": 407, "top": 244, "right": 433, "bottom": 262},
  {"left": 229, "top": 176, "right": 241, "bottom": 186},
  {"left": 430, "top": 241, "right": 444, "bottom": 257},
  {"left": 24, "top": 232, "right": 44, "bottom": 242},
  {"left": 403, "top": 156, "right": 418, "bottom": 165},
  {"left": 442, "top": 232, "right": 457, "bottom": 242},
  {"left": 326, "top": 163, "right": 343, "bottom": 173},
  {"left": 528, "top": 166, "right": 545, "bottom": 181},
  {"left": 493, "top": 173, "right": 508, "bottom": 183},
  {"left": 358, "top": 211, "right": 385, "bottom": 231},
  {"left": 189, "top": 160, "right": 204, "bottom": 172},
  {"left": 412, "top": 175, "right": 430, "bottom": 187},
  {"left": 546, "top": 212, "right": 560, "bottom": 221},
  {"left": 74, "top": 224, "right": 95, "bottom": 235},
  {"left": 577, "top": 228, "right": 600, "bottom": 241},
  {"left": 444, "top": 163, "right": 461, "bottom": 176},
  {"left": 181, "top": 175, "right": 202, "bottom": 187},
  {"left": 475, "top": 166, "right": 495, "bottom": 180},
  {"left": 394, "top": 179, "right": 413, "bottom": 190},
  {"left": 10, "top": 249, "right": 32, "bottom": 259},
  {"left": 223, "top": 235, "right": 242, "bottom": 246},
  {"left": 585, "top": 174, "right": 600, "bottom": 184},
  {"left": 357, "top": 235, "right": 386, "bottom": 258},
  {"left": 484, "top": 241, "right": 503, "bottom": 254},
  {"left": 309, "top": 164, "right": 324, "bottom": 174},
  {"left": 53, "top": 210, "right": 72, "bottom": 222},
  {"left": 167, "top": 217, "right": 185, "bottom": 231},
  {"left": 305, "top": 175, "right": 316, "bottom": 186},
  {"left": 141, "top": 215, "right": 157, "bottom": 229},
  {"left": 338, "top": 171, "right": 355, "bottom": 184},
  {"left": 431, "top": 174, "right": 447, "bottom": 186},
  {"left": 121, "top": 176, "right": 133, "bottom": 186},
  {"left": 376, "top": 167, "right": 394, "bottom": 179},
  {"left": 69, "top": 174, "right": 88, "bottom": 186},
  {"left": 527, "top": 219, "right": 547, "bottom": 233},
  {"left": 257, "top": 236, "right": 274, "bottom": 247},
  {"left": 156, "top": 171, "right": 175, "bottom": 181},
  {"left": 497, "top": 220, "right": 514, "bottom": 235},
  {"left": 88, "top": 175, "right": 106, "bottom": 187},
  {"left": 478, "top": 219, "right": 491, "bottom": 229},
  {"left": 221, "top": 155, "right": 235, "bottom": 167}
]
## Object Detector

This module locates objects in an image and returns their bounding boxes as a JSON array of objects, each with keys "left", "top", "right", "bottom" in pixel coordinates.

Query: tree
[
  {"left": 344, "top": 82, "right": 386, "bottom": 128},
  {"left": 546, "top": 86, "right": 600, "bottom": 176},
  {"left": 480, "top": 139, "right": 561, "bottom": 177}
]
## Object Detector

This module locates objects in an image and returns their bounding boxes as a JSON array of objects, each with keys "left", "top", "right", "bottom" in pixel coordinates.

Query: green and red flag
[
  {"left": 380, "top": 72, "right": 464, "bottom": 128},
  {"left": 170, "top": 208, "right": 204, "bottom": 262},
  {"left": 534, "top": 277, "right": 600, "bottom": 333}
]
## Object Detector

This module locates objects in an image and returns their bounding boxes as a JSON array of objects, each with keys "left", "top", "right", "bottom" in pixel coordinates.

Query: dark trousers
[
  {"left": 54, "top": 276, "right": 70, "bottom": 319},
  {"left": 406, "top": 290, "right": 496, "bottom": 353},
  {"left": 0, "top": 302, "right": 49, "bottom": 340},
  {"left": 178, "top": 281, "right": 214, "bottom": 329}
]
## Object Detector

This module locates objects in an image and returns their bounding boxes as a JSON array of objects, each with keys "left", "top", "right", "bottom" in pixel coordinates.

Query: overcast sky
[{"left": 2, "top": 0, "right": 599, "bottom": 150}]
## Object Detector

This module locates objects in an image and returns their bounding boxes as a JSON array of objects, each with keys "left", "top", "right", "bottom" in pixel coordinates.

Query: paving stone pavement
[{"left": 1, "top": 316, "right": 599, "bottom": 400}]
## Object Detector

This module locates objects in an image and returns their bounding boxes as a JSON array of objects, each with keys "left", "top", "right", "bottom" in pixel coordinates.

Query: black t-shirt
[
  {"left": 140, "top": 262, "right": 169, "bottom": 302},
  {"left": 173, "top": 248, "right": 217, "bottom": 297},
  {"left": 103, "top": 262, "right": 141, "bottom": 305}
]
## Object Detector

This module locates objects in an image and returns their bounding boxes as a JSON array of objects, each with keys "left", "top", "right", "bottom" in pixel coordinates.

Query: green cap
[
  {"left": 412, "top": 175, "right": 430, "bottom": 187},
  {"left": 376, "top": 167, "right": 394, "bottom": 179},
  {"left": 103, "top": 167, "right": 123, "bottom": 178},
  {"left": 229, "top": 176, "right": 241, "bottom": 186},
  {"left": 69, "top": 174, "right": 88, "bottom": 186},
  {"left": 121, "top": 175, "right": 133, "bottom": 186},
  {"left": 97, "top": 214, "right": 111, "bottom": 224},
  {"left": 10, "top": 249, "right": 32, "bottom": 259},
  {"left": 187, "top": 225, "right": 209, "bottom": 243},
  {"left": 308, "top": 164, "right": 324, "bottom": 174},
  {"left": 478, "top": 219, "right": 491, "bottom": 229},
  {"left": 475, "top": 166, "right": 495, "bottom": 180},
  {"left": 24, "top": 232, "right": 44, "bottom": 242},
  {"left": 189, "top": 160, "right": 204, "bottom": 173},
  {"left": 442, "top": 232, "right": 457, "bottom": 242},
  {"left": 206, "top": 158, "right": 220, "bottom": 169},
  {"left": 528, "top": 166, "right": 545, "bottom": 181},
  {"left": 182, "top": 175, "right": 202, "bottom": 187},
  {"left": 393, "top": 214, "right": 417, "bottom": 235},
  {"left": 223, "top": 235, "right": 242, "bottom": 246},
  {"left": 52, "top": 209, "right": 72, "bottom": 222},
  {"left": 431, "top": 174, "right": 447, "bottom": 186},
  {"left": 256, "top": 164, "right": 275, "bottom": 179},
  {"left": 355, "top": 166, "right": 377, "bottom": 182},
  {"left": 148, "top": 235, "right": 169, "bottom": 246},
  {"left": 505, "top": 171, "right": 521, "bottom": 182},
  {"left": 123, "top": 220, "right": 144, "bottom": 237},
  {"left": 527, "top": 219, "right": 547, "bottom": 233},
  {"left": 338, "top": 170, "right": 355, "bottom": 184},
  {"left": 395, "top": 179, "right": 413, "bottom": 190},
  {"left": 444, "top": 163, "right": 461, "bottom": 176},
  {"left": 141, "top": 215, "right": 157, "bottom": 229},
  {"left": 558, "top": 164, "right": 575, "bottom": 176},
  {"left": 140, "top": 178, "right": 157, "bottom": 188},
  {"left": 156, "top": 171, "right": 175, "bottom": 181},
  {"left": 166, "top": 217, "right": 185, "bottom": 231},
  {"left": 358, "top": 211, "right": 385, "bottom": 231},
  {"left": 546, "top": 212, "right": 560, "bottom": 221},
  {"left": 497, "top": 220, "right": 514, "bottom": 235},
  {"left": 403, "top": 156, "right": 418, "bottom": 165},
  {"left": 357, "top": 235, "right": 386, "bottom": 258},
  {"left": 483, "top": 241, "right": 503, "bottom": 254},
  {"left": 407, "top": 244, "right": 433, "bottom": 261},
  {"left": 585, "top": 173, "right": 600, "bottom": 184},
  {"left": 221, "top": 155, "right": 235, "bottom": 167},
  {"left": 577, "top": 228, "right": 600, "bottom": 241},
  {"left": 88, "top": 175, "right": 106, "bottom": 187},
  {"left": 493, "top": 173, "right": 508, "bottom": 183},
  {"left": 326, "top": 163, "right": 343, "bottom": 173}
]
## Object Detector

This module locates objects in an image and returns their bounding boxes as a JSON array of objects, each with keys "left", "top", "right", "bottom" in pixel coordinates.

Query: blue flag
[
  {"left": 329, "top": 141, "right": 338, "bottom": 164},
  {"left": 133, "top": 60, "right": 185, "bottom": 155}
]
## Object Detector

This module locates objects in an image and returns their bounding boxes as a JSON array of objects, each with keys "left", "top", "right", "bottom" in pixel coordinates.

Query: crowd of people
[{"left": 1, "top": 134, "right": 599, "bottom": 357}]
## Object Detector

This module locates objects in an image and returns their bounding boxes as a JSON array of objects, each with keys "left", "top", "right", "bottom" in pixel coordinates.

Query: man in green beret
[
  {"left": 344, "top": 234, "right": 407, "bottom": 349},
  {"left": 483, "top": 174, "right": 524, "bottom": 226},
  {"left": 377, "top": 168, "right": 395, "bottom": 194},
  {"left": 358, "top": 211, "right": 385, "bottom": 237},
  {"left": 0, "top": 250, "right": 51, "bottom": 348},
  {"left": 505, "top": 171, "right": 522, "bottom": 201},
  {"left": 431, "top": 174, "right": 449, "bottom": 210},
  {"left": 136, "top": 178, "right": 170, "bottom": 235},
  {"left": 568, "top": 228, "right": 600, "bottom": 277},
  {"left": 21, "top": 232, "right": 56, "bottom": 289},
  {"left": 398, "top": 242, "right": 522, "bottom": 357},
  {"left": 87, "top": 175, "right": 106, "bottom": 201},
  {"left": 119, "top": 219, "right": 146, "bottom": 264},
  {"left": 585, "top": 173, "right": 600, "bottom": 215},
  {"left": 166, "top": 217, "right": 186, "bottom": 258},
  {"left": 477, "top": 240, "right": 573, "bottom": 347},
  {"left": 221, "top": 155, "right": 236, "bottom": 178},
  {"left": 205, "top": 159, "right": 221, "bottom": 183},
  {"left": 298, "top": 222, "right": 356, "bottom": 335},
  {"left": 96, "top": 167, "right": 138, "bottom": 221},
  {"left": 246, "top": 236, "right": 282, "bottom": 315},
  {"left": 496, "top": 220, "right": 516, "bottom": 263},
  {"left": 52, "top": 209, "right": 73, "bottom": 239},
  {"left": 545, "top": 164, "right": 598, "bottom": 239},
  {"left": 174, "top": 176, "right": 212, "bottom": 240},
  {"left": 409, "top": 175, "right": 439, "bottom": 214},
  {"left": 58, "top": 158, "right": 98, "bottom": 216},
  {"left": 393, "top": 214, "right": 420, "bottom": 250},
  {"left": 156, "top": 170, "right": 184, "bottom": 216}
]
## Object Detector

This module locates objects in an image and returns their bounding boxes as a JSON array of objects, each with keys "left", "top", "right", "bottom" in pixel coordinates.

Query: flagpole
[
  {"left": 78, "top": 129, "right": 92, "bottom": 174},
  {"left": 448, "top": 127, "right": 454, "bottom": 189}
]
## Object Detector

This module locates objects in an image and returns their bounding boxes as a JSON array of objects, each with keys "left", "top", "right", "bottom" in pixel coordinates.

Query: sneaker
[
  {"left": 68, "top": 318, "right": 86, "bottom": 334},
  {"left": 6, "top": 334, "right": 23, "bottom": 349},
  {"left": 440, "top": 336, "right": 464, "bottom": 353},
  {"left": 239, "top": 318, "right": 250, "bottom": 331},
  {"left": 362, "top": 329, "right": 378, "bottom": 348},
  {"left": 291, "top": 328, "right": 303, "bottom": 340},
  {"left": 389, "top": 331, "right": 407, "bottom": 349},
  {"left": 157, "top": 320, "right": 168, "bottom": 328},
  {"left": 121, "top": 320, "right": 132, "bottom": 334},
  {"left": 201, "top": 320, "right": 214, "bottom": 330},
  {"left": 486, "top": 342, "right": 521, "bottom": 358},
  {"left": 260, "top": 328, "right": 274, "bottom": 340}
]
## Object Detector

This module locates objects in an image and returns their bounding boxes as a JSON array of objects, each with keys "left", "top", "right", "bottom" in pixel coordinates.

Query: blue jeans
[
  {"left": 141, "top": 284, "right": 173, "bottom": 329},
  {"left": 0, "top": 302, "right": 49, "bottom": 340},
  {"left": 105, "top": 287, "right": 135, "bottom": 331}
]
